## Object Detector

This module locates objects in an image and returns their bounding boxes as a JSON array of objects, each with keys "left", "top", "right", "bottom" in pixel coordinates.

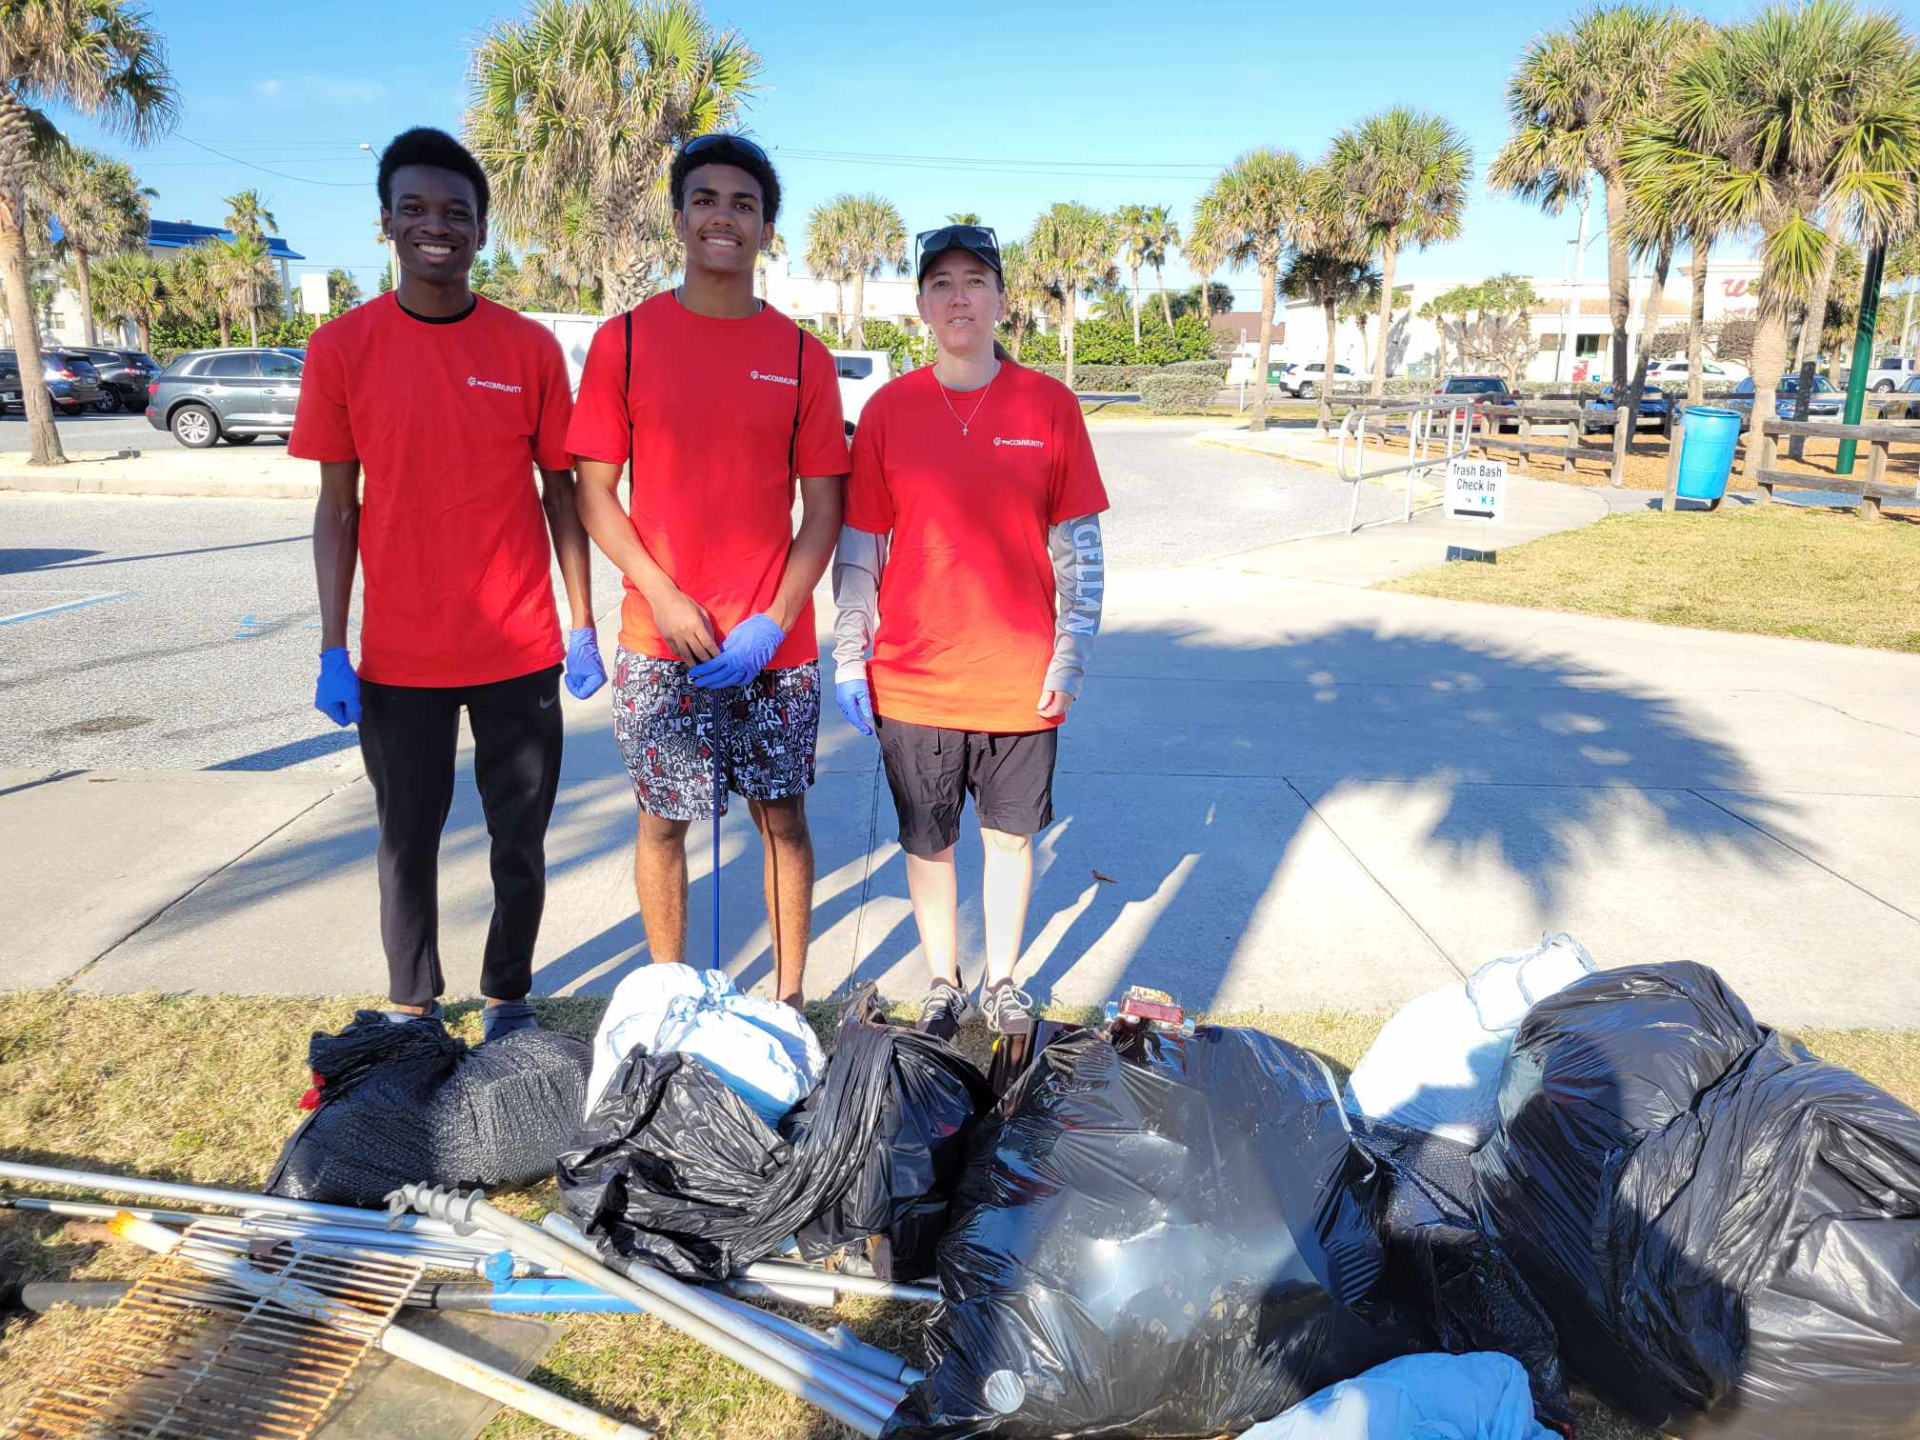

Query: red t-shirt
[
  {"left": 565, "top": 294, "right": 848, "bottom": 667},
  {"left": 289, "top": 294, "right": 572, "bottom": 687},
  {"left": 846, "top": 363, "right": 1110, "bottom": 732}
]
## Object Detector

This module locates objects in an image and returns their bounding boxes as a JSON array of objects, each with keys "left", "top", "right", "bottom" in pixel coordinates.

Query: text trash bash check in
[{"left": 1446, "top": 457, "right": 1507, "bottom": 524}]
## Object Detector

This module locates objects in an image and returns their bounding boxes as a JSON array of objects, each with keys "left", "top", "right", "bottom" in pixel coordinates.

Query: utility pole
[
  {"left": 360, "top": 142, "right": 399, "bottom": 293},
  {"left": 1558, "top": 182, "right": 1591, "bottom": 385},
  {"left": 1836, "top": 243, "right": 1884, "bottom": 475}
]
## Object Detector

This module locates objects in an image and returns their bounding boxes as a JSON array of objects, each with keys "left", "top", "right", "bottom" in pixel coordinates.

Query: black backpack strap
[
  {"left": 789, "top": 324, "right": 802, "bottom": 479},
  {"left": 624, "top": 308, "right": 634, "bottom": 496}
]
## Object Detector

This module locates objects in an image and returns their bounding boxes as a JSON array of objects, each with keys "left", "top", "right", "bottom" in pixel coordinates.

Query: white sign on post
[
  {"left": 298, "top": 272, "right": 331, "bottom": 317},
  {"left": 1445, "top": 457, "right": 1507, "bottom": 524}
]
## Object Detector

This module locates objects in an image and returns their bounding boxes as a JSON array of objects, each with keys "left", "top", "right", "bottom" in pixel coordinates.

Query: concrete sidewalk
[
  {"left": 0, "top": 446, "right": 318, "bottom": 499},
  {"left": 7, "top": 464, "right": 1919, "bottom": 1029}
]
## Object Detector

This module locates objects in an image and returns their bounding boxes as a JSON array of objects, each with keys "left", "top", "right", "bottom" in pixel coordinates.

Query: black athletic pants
[{"left": 357, "top": 665, "right": 564, "bottom": 1006}]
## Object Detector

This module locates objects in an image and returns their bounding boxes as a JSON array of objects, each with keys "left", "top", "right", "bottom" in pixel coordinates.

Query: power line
[
  {"left": 775, "top": 146, "right": 1222, "bottom": 173},
  {"left": 177, "top": 136, "right": 367, "bottom": 188}
]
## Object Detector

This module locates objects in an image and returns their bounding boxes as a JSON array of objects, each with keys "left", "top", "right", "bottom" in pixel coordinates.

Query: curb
[{"left": 0, "top": 465, "right": 317, "bottom": 501}]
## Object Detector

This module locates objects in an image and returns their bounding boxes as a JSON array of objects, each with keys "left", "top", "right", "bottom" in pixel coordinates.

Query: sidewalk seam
[
  {"left": 1686, "top": 787, "right": 1920, "bottom": 928},
  {"left": 1791, "top": 693, "right": 1920, "bottom": 743},
  {"left": 57, "top": 779, "right": 360, "bottom": 990},
  {"left": 1281, "top": 776, "right": 1466, "bottom": 981}
]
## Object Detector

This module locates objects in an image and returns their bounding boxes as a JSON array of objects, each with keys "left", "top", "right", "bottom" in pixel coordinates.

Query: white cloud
[{"left": 252, "top": 75, "right": 388, "bottom": 104}]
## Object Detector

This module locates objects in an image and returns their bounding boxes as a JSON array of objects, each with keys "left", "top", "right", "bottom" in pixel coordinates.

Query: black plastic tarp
[
  {"left": 1474, "top": 961, "right": 1920, "bottom": 1437},
  {"left": 883, "top": 1022, "right": 1405, "bottom": 1439},
  {"left": 558, "top": 986, "right": 990, "bottom": 1281},
  {"left": 266, "top": 1012, "right": 591, "bottom": 1207}
]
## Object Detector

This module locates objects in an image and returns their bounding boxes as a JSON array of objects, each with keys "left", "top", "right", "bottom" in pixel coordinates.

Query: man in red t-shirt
[
  {"left": 292, "top": 127, "right": 602, "bottom": 1042},
  {"left": 570, "top": 136, "right": 847, "bottom": 1009},
  {"left": 833, "top": 225, "right": 1109, "bottom": 1037}
]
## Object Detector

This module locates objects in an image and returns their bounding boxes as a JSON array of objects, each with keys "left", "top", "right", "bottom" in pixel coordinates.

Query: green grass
[
  {"left": 3, "top": 991, "right": 1914, "bottom": 1438},
  {"left": 1379, "top": 504, "right": 1920, "bottom": 652}
]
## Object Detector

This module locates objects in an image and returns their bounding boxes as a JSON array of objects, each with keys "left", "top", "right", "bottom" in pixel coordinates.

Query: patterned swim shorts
[{"left": 611, "top": 649, "right": 821, "bottom": 821}]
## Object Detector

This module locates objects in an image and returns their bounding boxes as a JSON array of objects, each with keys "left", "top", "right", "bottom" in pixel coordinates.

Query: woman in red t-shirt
[{"left": 833, "top": 224, "right": 1109, "bottom": 1038}]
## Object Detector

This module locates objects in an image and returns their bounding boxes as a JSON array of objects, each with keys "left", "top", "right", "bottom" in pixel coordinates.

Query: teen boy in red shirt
[
  {"left": 569, "top": 136, "right": 847, "bottom": 1009},
  {"left": 834, "top": 225, "right": 1108, "bottom": 1037},
  {"left": 294, "top": 127, "right": 602, "bottom": 1042}
]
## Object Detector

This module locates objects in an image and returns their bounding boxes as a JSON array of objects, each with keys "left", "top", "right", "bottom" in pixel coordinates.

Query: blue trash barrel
[{"left": 1675, "top": 406, "right": 1741, "bottom": 501}]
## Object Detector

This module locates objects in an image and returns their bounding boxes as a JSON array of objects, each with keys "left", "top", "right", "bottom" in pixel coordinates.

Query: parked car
[
  {"left": 1727, "top": 374, "right": 1843, "bottom": 431},
  {"left": 1434, "top": 373, "right": 1521, "bottom": 432},
  {"left": 1275, "top": 361, "right": 1355, "bottom": 398},
  {"left": 145, "top": 347, "right": 305, "bottom": 448},
  {"left": 1583, "top": 383, "right": 1671, "bottom": 433},
  {"left": 1853, "top": 355, "right": 1916, "bottom": 392},
  {"left": 0, "top": 351, "right": 19, "bottom": 413},
  {"left": 39, "top": 349, "right": 106, "bottom": 414},
  {"left": 1888, "top": 374, "right": 1920, "bottom": 420},
  {"left": 1646, "top": 355, "right": 1748, "bottom": 385},
  {"left": 830, "top": 349, "right": 892, "bottom": 434},
  {"left": 70, "top": 346, "right": 160, "bottom": 413}
]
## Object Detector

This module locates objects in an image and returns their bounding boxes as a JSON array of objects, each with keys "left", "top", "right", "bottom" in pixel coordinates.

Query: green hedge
[
  {"left": 1001, "top": 313, "right": 1216, "bottom": 368},
  {"left": 1165, "top": 359, "right": 1227, "bottom": 381},
  {"left": 1024, "top": 363, "right": 1162, "bottom": 391},
  {"left": 1139, "top": 373, "right": 1221, "bottom": 415}
]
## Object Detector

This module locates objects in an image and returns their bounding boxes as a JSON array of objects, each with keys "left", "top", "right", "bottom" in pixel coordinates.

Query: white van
[
  {"left": 519, "top": 311, "right": 602, "bottom": 394},
  {"left": 829, "top": 349, "right": 891, "bottom": 433}
]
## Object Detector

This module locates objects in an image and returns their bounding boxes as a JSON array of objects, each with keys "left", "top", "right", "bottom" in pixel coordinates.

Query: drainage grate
[{"left": 3, "top": 1223, "right": 424, "bottom": 1439}]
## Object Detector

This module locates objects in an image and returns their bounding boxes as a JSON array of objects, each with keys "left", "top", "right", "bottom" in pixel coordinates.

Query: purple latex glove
[
  {"left": 836, "top": 678, "right": 874, "bottom": 736},
  {"left": 565, "top": 627, "right": 606, "bottom": 699},
  {"left": 314, "top": 647, "right": 361, "bottom": 727},
  {"left": 689, "top": 613, "right": 785, "bottom": 690}
]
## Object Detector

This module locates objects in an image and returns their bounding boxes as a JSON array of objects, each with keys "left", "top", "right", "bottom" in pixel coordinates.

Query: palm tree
[
  {"left": 0, "top": 0, "right": 177, "bottom": 465},
  {"left": 1028, "top": 202, "right": 1115, "bottom": 391},
  {"left": 86, "top": 249, "right": 164, "bottom": 350},
  {"left": 1349, "top": 283, "right": 1412, "bottom": 375},
  {"left": 1322, "top": 108, "right": 1472, "bottom": 397},
  {"left": 325, "top": 267, "right": 363, "bottom": 313},
  {"left": 1490, "top": 5, "right": 1703, "bottom": 393},
  {"left": 1113, "top": 203, "right": 1152, "bottom": 348},
  {"left": 222, "top": 187, "right": 277, "bottom": 244},
  {"left": 1182, "top": 198, "right": 1228, "bottom": 325},
  {"left": 206, "top": 234, "right": 272, "bottom": 347},
  {"left": 754, "top": 228, "right": 785, "bottom": 301},
  {"left": 1624, "top": 0, "right": 1920, "bottom": 475},
  {"left": 1202, "top": 148, "right": 1309, "bottom": 430},
  {"left": 997, "top": 238, "right": 1054, "bottom": 359},
  {"left": 466, "top": 0, "right": 760, "bottom": 312},
  {"left": 30, "top": 144, "right": 151, "bottom": 345},
  {"left": 804, "top": 199, "right": 851, "bottom": 340},
  {"left": 1090, "top": 283, "right": 1133, "bottom": 324},
  {"left": 944, "top": 211, "right": 982, "bottom": 226},
  {"left": 839, "top": 194, "right": 905, "bottom": 349},
  {"left": 1283, "top": 195, "right": 1378, "bottom": 433},
  {"left": 161, "top": 244, "right": 215, "bottom": 332}
]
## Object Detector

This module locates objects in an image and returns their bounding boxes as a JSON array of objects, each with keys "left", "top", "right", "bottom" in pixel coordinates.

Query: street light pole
[
  {"left": 1835, "top": 242, "right": 1884, "bottom": 476},
  {"left": 359, "top": 142, "right": 399, "bottom": 293}
]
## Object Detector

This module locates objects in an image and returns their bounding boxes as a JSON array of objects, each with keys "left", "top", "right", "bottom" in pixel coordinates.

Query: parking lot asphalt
[
  {"left": 0, "top": 408, "right": 177, "bottom": 454},
  {"left": 0, "top": 422, "right": 1397, "bottom": 773}
]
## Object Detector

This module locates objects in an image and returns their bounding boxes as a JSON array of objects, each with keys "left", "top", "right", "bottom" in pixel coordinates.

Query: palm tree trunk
[
  {"left": 73, "top": 250, "right": 99, "bottom": 347},
  {"left": 0, "top": 181, "right": 64, "bottom": 465},
  {"left": 1064, "top": 281, "right": 1078, "bottom": 392},
  {"left": 1157, "top": 265, "right": 1173, "bottom": 330},
  {"left": 1787, "top": 211, "right": 1848, "bottom": 457},
  {"left": 246, "top": 297, "right": 258, "bottom": 348},
  {"left": 1686, "top": 240, "right": 1708, "bottom": 409},
  {"left": 1199, "top": 273, "right": 1212, "bottom": 324},
  {"left": 1130, "top": 263, "right": 1142, "bottom": 350},
  {"left": 1319, "top": 298, "right": 1339, "bottom": 434},
  {"left": 1251, "top": 261, "right": 1277, "bottom": 432},
  {"left": 1617, "top": 236, "right": 1673, "bottom": 480},
  {"left": 218, "top": 313, "right": 231, "bottom": 348},
  {"left": 851, "top": 270, "right": 867, "bottom": 350},
  {"left": 834, "top": 281, "right": 844, "bottom": 342},
  {"left": 137, "top": 314, "right": 151, "bottom": 352},
  {"left": 1370, "top": 241, "right": 1398, "bottom": 398},
  {"left": 1742, "top": 301, "right": 1792, "bottom": 479},
  {"left": 1603, "top": 173, "right": 1631, "bottom": 392}
]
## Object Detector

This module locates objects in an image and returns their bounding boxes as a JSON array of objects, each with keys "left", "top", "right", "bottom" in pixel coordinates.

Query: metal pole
[{"left": 1837, "top": 243, "right": 1885, "bottom": 475}]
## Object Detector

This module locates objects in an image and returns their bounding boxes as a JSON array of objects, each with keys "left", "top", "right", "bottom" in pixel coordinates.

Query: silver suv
[{"left": 146, "top": 347, "right": 305, "bottom": 448}]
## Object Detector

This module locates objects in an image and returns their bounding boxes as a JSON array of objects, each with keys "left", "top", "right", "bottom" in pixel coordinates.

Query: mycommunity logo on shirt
[
  {"left": 993, "top": 436, "right": 1045, "bottom": 449},
  {"left": 750, "top": 369, "right": 798, "bottom": 387},
  {"left": 468, "top": 375, "right": 523, "bottom": 394}
]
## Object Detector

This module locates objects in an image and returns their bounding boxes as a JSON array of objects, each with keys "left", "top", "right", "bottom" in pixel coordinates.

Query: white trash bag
[
  {"left": 1343, "top": 933, "right": 1596, "bottom": 1146},
  {"left": 586, "top": 963, "right": 826, "bottom": 1125}
]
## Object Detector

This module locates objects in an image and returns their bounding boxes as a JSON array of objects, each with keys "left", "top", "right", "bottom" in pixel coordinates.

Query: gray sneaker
[
  {"left": 917, "top": 977, "right": 977, "bottom": 1040},
  {"left": 981, "top": 979, "right": 1035, "bottom": 1037}
]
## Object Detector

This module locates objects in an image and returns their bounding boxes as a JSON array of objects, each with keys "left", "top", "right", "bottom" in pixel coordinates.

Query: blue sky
[{"left": 54, "top": 0, "right": 1763, "bottom": 307}]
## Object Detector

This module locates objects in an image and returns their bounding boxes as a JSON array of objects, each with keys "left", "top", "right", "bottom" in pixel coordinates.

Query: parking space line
[{"left": 0, "top": 591, "right": 128, "bottom": 626}]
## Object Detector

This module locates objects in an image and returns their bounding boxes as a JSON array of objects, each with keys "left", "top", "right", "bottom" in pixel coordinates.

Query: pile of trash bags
[
  {"left": 883, "top": 1022, "right": 1408, "bottom": 1438},
  {"left": 1243, "top": 1351, "right": 1555, "bottom": 1439},
  {"left": 1474, "top": 961, "right": 1920, "bottom": 1438},
  {"left": 267, "top": 1011, "right": 591, "bottom": 1208},
  {"left": 585, "top": 962, "right": 824, "bottom": 1124},
  {"left": 560, "top": 985, "right": 992, "bottom": 1281}
]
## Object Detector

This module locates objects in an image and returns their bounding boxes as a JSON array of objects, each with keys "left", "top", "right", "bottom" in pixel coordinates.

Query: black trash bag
[
  {"left": 1350, "top": 1115, "right": 1570, "bottom": 1431},
  {"left": 558, "top": 986, "right": 990, "bottom": 1281},
  {"left": 1474, "top": 961, "right": 1920, "bottom": 1438},
  {"left": 788, "top": 992, "right": 997, "bottom": 1281},
  {"left": 266, "top": 1011, "right": 591, "bottom": 1207},
  {"left": 883, "top": 1022, "right": 1405, "bottom": 1439}
]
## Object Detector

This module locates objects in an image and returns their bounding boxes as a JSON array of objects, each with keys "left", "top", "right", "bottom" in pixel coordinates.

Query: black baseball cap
[{"left": 915, "top": 224, "right": 1001, "bottom": 283}]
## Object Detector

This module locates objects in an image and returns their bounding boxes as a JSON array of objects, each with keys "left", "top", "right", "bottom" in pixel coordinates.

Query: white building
[{"left": 1274, "top": 256, "right": 1767, "bottom": 383}]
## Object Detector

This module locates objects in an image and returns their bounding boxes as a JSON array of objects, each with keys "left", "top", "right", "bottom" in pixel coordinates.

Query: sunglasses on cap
[
  {"left": 916, "top": 224, "right": 1001, "bottom": 280},
  {"left": 681, "top": 133, "right": 770, "bottom": 164}
]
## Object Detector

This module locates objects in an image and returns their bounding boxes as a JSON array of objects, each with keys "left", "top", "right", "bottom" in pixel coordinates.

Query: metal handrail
[{"left": 1335, "top": 399, "right": 1478, "bottom": 533}]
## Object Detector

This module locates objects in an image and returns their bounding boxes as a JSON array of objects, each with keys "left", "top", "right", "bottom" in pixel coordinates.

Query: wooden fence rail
[{"left": 1752, "top": 418, "right": 1920, "bottom": 518}]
